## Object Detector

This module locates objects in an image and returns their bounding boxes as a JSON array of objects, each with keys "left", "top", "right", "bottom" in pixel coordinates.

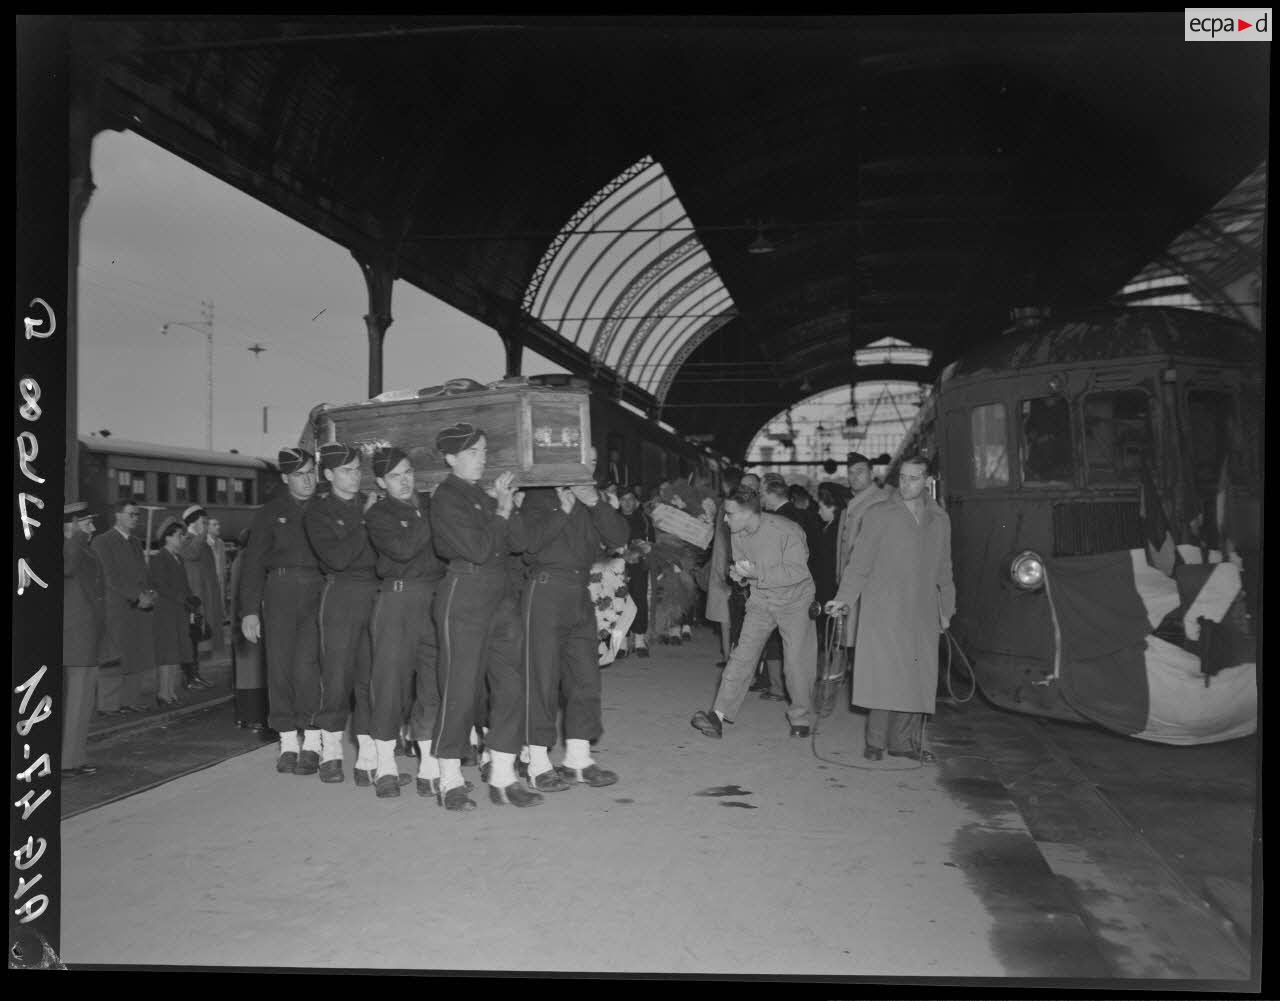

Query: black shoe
[
  {"left": 715, "top": 660, "right": 727, "bottom": 668},
  {"left": 888, "top": 748, "right": 937, "bottom": 764},
  {"left": 489, "top": 782, "right": 544, "bottom": 807},
  {"left": 555, "top": 763, "right": 618, "bottom": 787},
  {"left": 636, "top": 647, "right": 650, "bottom": 659},
  {"left": 318, "top": 760, "right": 344, "bottom": 783},
  {"left": 863, "top": 746, "right": 884, "bottom": 761},
  {"left": 789, "top": 724, "right": 811, "bottom": 738},
  {"left": 294, "top": 749, "right": 320, "bottom": 775},
  {"left": 529, "top": 768, "right": 572, "bottom": 792},
  {"left": 759, "top": 691, "right": 786, "bottom": 702},
  {"left": 440, "top": 785, "right": 476, "bottom": 811},
  {"left": 690, "top": 709, "right": 723, "bottom": 739},
  {"left": 748, "top": 679, "right": 770, "bottom": 693},
  {"left": 416, "top": 776, "right": 440, "bottom": 798},
  {"left": 374, "top": 774, "right": 402, "bottom": 798},
  {"left": 616, "top": 649, "right": 629, "bottom": 660},
  {"left": 276, "top": 751, "right": 299, "bottom": 774},
  {"left": 353, "top": 767, "right": 374, "bottom": 787}
]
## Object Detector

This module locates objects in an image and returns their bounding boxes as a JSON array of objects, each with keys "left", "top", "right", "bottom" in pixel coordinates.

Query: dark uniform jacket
[
  {"left": 365, "top": 494, "right": 445, "bottom": 581},
  {"left": 92, "top": 527, "right": 157, "bottom": 674},
  {"left": 63, "top": 533, "right": 105, "bottom": 667},
  {"left": 429, "top": 474, "right": 511, "bottom": 572},
  {"left": 511, "top": 491, "right": 630, "bottom": 571},
  {"left": 304, "top": 492, "right": 378, "bottom": 580},
  {"left": 237, "top": 491, "right": 320, "bottom": 614}
]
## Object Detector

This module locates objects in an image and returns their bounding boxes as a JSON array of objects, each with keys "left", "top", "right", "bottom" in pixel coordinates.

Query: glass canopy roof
[{"left": 523, "top": 156, "right": 737, "bottom": 401}]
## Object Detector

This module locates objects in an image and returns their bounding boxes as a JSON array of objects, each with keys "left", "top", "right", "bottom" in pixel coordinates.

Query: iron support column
[{"left": 355, "top": 251, "right": 395, "bottom": 398}]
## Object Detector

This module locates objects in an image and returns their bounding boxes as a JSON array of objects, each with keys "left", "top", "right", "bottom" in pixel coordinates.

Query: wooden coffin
[
  {"left": 650, "top": 502, "right": 715, "bottom": 550},
  {"left": 302, "top": 378, "right": 595, "bottom": 492}
]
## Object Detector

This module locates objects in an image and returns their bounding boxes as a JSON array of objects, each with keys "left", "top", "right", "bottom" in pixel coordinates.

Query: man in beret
[
  {"left": 177, "top": 504, "right": 224, "bottom": 690},
  {"left": 429, "top": 423, "right": 540, "bottom": 810},
  {"left": 511, "top": 479, "right": 630, "bottom": 791},
  {"left": 304, "top": 442, "right": 380, "bottom": 785},
  {"left": 832, "top": 451, "right": 892, "bottom": 707},
  {"left": 238, "top": 447, "right": 324, "bottom": 774},
  {"left": 63, "top": 501, "right": 105, "bottom": 776},
  {"left": 364, "top": 446, "right": 442, "bottom": 799}
]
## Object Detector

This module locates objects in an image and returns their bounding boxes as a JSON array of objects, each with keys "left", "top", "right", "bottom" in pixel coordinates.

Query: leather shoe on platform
[
  {"left": 555, "top": 763, "right": 618, "bottom": 787},
  {"left": 789, "top": 724, "right": 811, "bottom": 738},
  {"left": 636, "top": 647, "right": 650, "bottom": 659},
  {"left": 353, "top": 767, "right": 374, "bottom": 787},
  {"left": 294, "top": 749, "right": 320, "bottom": 775},
  {"left": 276, "top": 751, "right": 299, "bottom": 774},
  {"left": 374, "top": 774, "right": 402, "bottom": 798},
  {"left": 318, "top": 759, "right": 344, "bottom": 783},
  {"left": 690, "top": 709, "right": 723, "bottom": 739},
  {"left": 748, "top": 679, "right": 770, "bottom": 693},
  {"left": 759, "top": 691, "right": 786, "bottom": 702},
  {"left": 529, "top": 768, "right": 571, "bottom": 792},
  {"left": 416, "top": 776, "right": 440, "bottom": 798},
  {"left": 863, "top": 746, "right": 884, "bottom": 761},
  {"left": 440, "top": 785, "right": 476, "bottom": 811},
  {"left": 489, "top": 782, "right": 544, "bottom": 807},
  {"left": 888, "top": 748, "right": 937, "bottom": 764}
]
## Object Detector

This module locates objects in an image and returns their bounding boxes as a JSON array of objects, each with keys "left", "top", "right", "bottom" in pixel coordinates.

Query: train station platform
[{"left": 59, "top": 630, "right": 1254, "bottom": 983}]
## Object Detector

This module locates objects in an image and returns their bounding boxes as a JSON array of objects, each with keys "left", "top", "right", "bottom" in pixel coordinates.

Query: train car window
[
  {"left": 232, "top": 477, "right": 248, "bottom": 505},
  {"left": 969, "top": 403, "right": 1009, "bottom": 489},
  {"left": 1083, "top": 390, "right": 1152, "bottom": 484},
  {"left": 1019, "top": 396, "right": 1073, "bottom": 486},
  {"left": 156, "top": 472, "right": 170, "bottom": 503},
  {"left": 213, "top": 477, "right": 229, "bottom": 504},
  {"left": 1185, "top": 390, "right": 1234, "bottom": 491},
  {"left": 174, "top": 474, "right": 190, "bottom": 503},
  {"left": 115, "top": 469, "right": 132, "bottom": 500}
]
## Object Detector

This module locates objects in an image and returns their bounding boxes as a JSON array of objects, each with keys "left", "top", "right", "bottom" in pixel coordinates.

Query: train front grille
[{"left": 1051, "top": 500, "right": 1143, "bottom": 557}]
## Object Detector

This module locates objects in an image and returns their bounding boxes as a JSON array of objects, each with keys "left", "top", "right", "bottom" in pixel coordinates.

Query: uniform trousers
[
  {"left": 865, "top": 709, "right": 925, "bottom": 753},
  {"left": 369, "top": 579, "right": 439, "bottom": 742},
  {"left": 433, "top": 570, "right": 524, "bottom": 758},
  {"left": 522, "top": 572, "right": 603, "bottom": 748},
  {"left": 260, "top": 568, "right": 323, "bottom": 733},
  {"left": 62, "top": 663, "right": 99, "bottom": 769},
  {"left": 316, "top": 576, "right": 377, "bottom": 734},
  {"left": 713, "top": 591, "right": 817, "bottom": 727},
  {"left": 626, "top": 564, "right": 649, "bottom": 635}
]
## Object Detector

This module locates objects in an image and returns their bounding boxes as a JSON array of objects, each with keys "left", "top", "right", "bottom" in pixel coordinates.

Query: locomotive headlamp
[{"left": 1010, "top": 550, "right": 1045, "bottom": 590}]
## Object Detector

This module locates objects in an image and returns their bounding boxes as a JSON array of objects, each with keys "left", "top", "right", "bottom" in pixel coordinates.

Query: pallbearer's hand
[
  {"left": 571, "top": 484, "right": 599, "bottom": 507},
  {"left": 242, "top": 614, "right": 261, "bottom": 643},
  {"left": 494, "top": 471, "right": 516, "bottom": 504},
  {"left": 363, "top": 491, "right": 379, "bottom": 513},
  {"left": 556, "top": 486, "right": 576, "bottom": 513}
]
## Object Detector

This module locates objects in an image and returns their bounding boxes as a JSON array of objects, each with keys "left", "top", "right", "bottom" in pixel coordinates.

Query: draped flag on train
[{"left": 1043, "top": 548, "right": 1256, "bottom": 745}]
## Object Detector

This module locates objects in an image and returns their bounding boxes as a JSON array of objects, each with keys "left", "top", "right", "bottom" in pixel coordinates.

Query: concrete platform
[{"left": 61, "top": 632, "right": 1110, "bottom": 978}]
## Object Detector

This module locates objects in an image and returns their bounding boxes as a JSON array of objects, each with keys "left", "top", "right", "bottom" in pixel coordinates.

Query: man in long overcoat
[
  {"left": 828, "top": 456, "right": 955, "bottom": 762},
  {"left": 92, "top": 498, "right": 157, "bottom": 713},
  {"left": 62, "top": 501, "right": 105, "bottom": 775}
]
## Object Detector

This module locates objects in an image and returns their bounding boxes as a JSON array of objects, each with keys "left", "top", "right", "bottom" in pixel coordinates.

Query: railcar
[
  {"left": 894, "top": 307, "right": 1260, "bottom": 745},
  {"left": 77, "top": 434, "right": 276, "bottom": 544}
]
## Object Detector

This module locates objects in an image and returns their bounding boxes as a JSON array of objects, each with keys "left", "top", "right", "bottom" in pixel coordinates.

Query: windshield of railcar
[
  {"left": 1083, "top": 389, "right": 1153, "bottom": 484},
  {"left": 1019, "top": 396, "right": 1073, "bottom": 486}
]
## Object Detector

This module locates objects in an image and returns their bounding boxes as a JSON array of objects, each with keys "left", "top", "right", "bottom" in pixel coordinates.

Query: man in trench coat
[{"left": 827, "top": 456, "right": 955, "bottom": 762}]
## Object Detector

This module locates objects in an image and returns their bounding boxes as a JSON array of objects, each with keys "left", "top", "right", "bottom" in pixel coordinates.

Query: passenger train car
[
  {"left": 894, "top": 307, "right": 1260, "bottom": 745},
  {"left": 77, "top": 435, "right": 277, "bottom": 544}
]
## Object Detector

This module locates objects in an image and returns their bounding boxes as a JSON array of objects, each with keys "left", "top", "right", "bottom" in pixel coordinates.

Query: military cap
[
  {"left": 318, "top": 442, "right": 360, "bottom": 470},
  {"left": 63, "top": 500, "right": 89, "bottom": 524},
  {"left": 372, "top": 445, "right": 409, "bottom": 479},
  {"left": 277, "top": 447, "right": 315, "bottom": 474},
  {"left": 436, "top": 422, "right": 484, "bottom": 455}
]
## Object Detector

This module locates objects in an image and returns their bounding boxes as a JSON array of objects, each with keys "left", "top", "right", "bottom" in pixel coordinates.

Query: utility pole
[{"left": 162, "top": 299, "right": 215, "bottom": 451}]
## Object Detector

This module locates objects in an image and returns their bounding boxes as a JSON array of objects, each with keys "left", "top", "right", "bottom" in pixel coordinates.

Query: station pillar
[
  {"left": 354, "top": 251, "right": 395, "bottom": 398},
  {"left": 501, "top": 330, "right": 524, "bottom": 378}
]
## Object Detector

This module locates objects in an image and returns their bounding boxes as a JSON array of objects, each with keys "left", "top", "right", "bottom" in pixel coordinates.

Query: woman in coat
[
  {"left": 151, "top": 519, "right": 195, "bottom": 706},
  {"left": 178, "top": 506, "right": 225, "bottom": 691}
]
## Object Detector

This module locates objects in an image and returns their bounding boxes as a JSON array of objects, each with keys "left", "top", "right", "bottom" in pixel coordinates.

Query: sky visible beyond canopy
[{"left": 78, "top": 129, "right": 565, "bottom": 460}]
